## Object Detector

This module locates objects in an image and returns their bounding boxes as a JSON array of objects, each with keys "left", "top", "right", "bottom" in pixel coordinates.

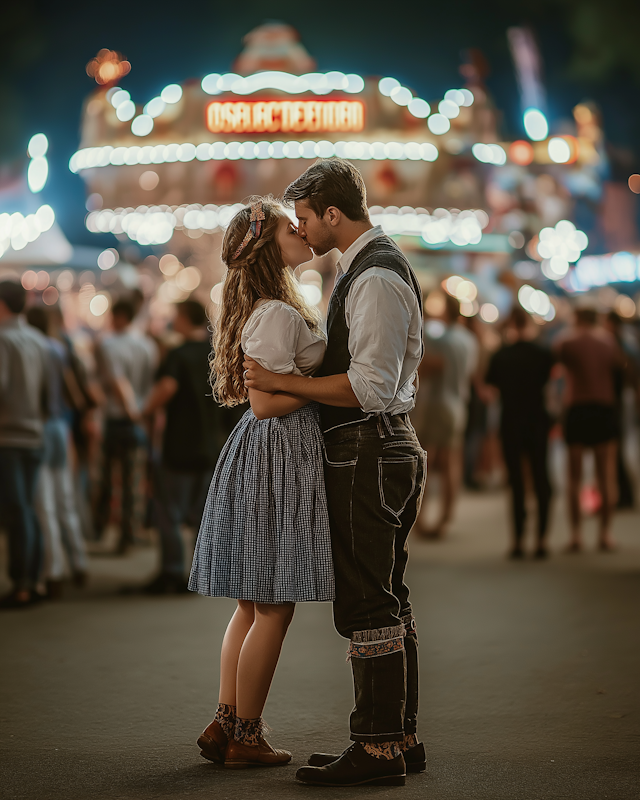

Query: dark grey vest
[{"left": 318, "top": 234, "right": 422, "bottom": 431}]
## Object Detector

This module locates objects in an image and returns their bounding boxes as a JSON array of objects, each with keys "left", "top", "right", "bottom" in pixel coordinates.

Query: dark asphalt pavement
[{"left": 1, "top": 491, "right": 639, "bottom": 800}]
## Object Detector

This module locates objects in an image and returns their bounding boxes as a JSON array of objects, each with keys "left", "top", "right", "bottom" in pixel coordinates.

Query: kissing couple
[{"left": 188, "top": 157, "right": 427, "bottom": 787}]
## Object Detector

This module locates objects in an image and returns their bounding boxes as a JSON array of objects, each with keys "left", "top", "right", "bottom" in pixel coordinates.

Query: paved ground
[{"left": 1, "top": 489, "right": 639, "bottom": 800}]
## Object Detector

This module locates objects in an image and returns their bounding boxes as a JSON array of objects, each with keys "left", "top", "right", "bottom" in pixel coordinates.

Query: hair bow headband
[{"left": 233, "top": 201, "right": 266, "bottom": 260}]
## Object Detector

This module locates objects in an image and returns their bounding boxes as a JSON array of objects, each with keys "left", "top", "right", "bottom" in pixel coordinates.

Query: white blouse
[{"left": 241, "top": 300, "right": 326, "bottom": 377}]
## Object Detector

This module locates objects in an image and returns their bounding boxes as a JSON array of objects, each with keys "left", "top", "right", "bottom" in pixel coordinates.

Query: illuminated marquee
[{"left": 206, "top": 100, "right": 365, "bottom": 134}]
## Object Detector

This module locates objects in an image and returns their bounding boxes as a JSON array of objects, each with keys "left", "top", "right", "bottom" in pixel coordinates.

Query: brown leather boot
[
  {"left": 224, "top": 737, "right": 292, "bottom": 769},
  {"left": 197, "top": 720, "right": 228, "bottom": 764}
]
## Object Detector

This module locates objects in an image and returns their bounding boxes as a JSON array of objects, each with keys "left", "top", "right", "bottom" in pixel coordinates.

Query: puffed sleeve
[{"left": 241, "top": 301, "right": 302, "bottom": 375}]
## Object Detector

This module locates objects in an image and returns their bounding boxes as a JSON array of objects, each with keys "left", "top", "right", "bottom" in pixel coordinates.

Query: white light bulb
[
  {"left": 144, "top": 97, "right": 166, "bottom": 118},
  {"left": 201, "top": 73, "right": 222, "bottom": 95},
  {"left": 28, "top": 133, "right": 48, "bottom": 159},
  {"left": 35, "top": 204, "right": 54, "bottom": 231},
  {"left": 110, "top": 89, "right": 130, "bottom": 109},
  {"left": 378, "top": 77, "right": 400, "bottom": 96},
  {"left": 116, "top": 100, "right": 136, "bottom": 122},
  {"left": 438, "top": 99, "right": 460, "bottom": 119},
  {"left": 408, "top": 98, "right": 430, "bottom": 118},
  {"left": 523, "top": 108, "right": 549, "bottom": 141},
  {"left": 161, "top": 84, "right": 183, "bottom": 104},
  {"left": 131, "top": 115, "right": 154, "bottom": 137},
  {"left": 427, "top": 114, "right": 450, "bottom": 135},
  {"left": 27, "top": 157, "right": 48, "bottom": 193},
  {"left": 548, "top": 137, "right": 571, "bottom": 163}
]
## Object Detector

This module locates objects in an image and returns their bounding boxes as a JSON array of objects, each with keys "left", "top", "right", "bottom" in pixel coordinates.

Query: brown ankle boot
[
  {"left": 224, "top": 737, "right": 292, "bottom": 769},
  {"left": 197, "top": 720, "right": 228, "bottom": 764}
]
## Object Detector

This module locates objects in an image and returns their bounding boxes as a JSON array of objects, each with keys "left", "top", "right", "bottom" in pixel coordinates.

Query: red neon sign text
[{"left": 206, "top": 100, "right": 365, "bottom": 134}]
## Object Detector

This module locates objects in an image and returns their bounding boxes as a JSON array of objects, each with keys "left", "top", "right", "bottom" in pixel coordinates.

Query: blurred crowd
[
  {"left": 412, "top": 290, "right": 640, "bottom": 558},
  {"left": 0, "top": 279, "right": 241, "bottom": 609},
  {"left": 1, "top": 275, "right": 639, "bottom": 609}
]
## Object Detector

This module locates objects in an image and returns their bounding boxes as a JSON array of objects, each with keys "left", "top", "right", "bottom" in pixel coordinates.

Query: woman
[{"left": 189, "top": 197, "right": 334, "bottom": 769}]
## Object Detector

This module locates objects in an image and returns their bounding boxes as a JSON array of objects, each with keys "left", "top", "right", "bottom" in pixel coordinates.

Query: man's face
[{"left": 294, "top": 200, "right": 336, "bottom": 256}]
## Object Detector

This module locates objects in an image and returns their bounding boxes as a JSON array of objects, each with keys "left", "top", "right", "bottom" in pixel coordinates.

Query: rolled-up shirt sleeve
[{"left": 346, "top": 272, "right": 413, "bottom": 412}]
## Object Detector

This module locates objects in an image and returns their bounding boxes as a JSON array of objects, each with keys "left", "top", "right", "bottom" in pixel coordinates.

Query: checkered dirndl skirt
[{"left": 188, "top": 402, "right": 335, "bottom": 603}]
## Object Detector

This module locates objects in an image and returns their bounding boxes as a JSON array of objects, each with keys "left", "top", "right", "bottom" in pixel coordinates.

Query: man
[
  {"left": 244, "top": 158, "right": 426, "bottom": 787},
  {"left": 26, "top": 306, "right": 88, "bottom": 594},
  {"left": 0, "top": 281, "right": 49, "bottom": 609},
  {"left": 485, "top": 307, "right": 554, "bottom": 558},
  {"left": 141, "top": 300, "right": 226, "bottom": 594},
  {"left": 555, "top": 305, "right": 623, "bottom": 552},
  {"left": 95, "top": 299, "right": 157, "bottom": 553},
  {"left": 414, "top": 293, "right": 478, "bottom": 538}
]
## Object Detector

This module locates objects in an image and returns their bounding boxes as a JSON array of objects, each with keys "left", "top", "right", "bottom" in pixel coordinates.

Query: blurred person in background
[
  {"left": 462, "top": 314, "right": 501, "bottom": 490},
  {"left": 47, "top": 304, "right": 102, "bottom": 540},
  {"left": 95, "top": 298, "right": 158, "bottom": 554},
  {"left": 0, "top": 281, "right": 49, "bottom": 609},
  {"left": 140, "top": 300, "right": 226, "bottom": 594},
  {"left": 605, "top": 310, "right": 638, "bottom": 509},
  {"left": 485, "top": 307, "right": 555, "bottom": 558},
  {"left": 556, "top": 306, "right": 624, "bottom": 552},
  {"left": 414, "top": 292, "right": 478, "bottom": 538},
  {"left": 26, "top": 306, "right": 88, "bottom": 597}
]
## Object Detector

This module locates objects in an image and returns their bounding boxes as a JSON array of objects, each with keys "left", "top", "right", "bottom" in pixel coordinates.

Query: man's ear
[{"left": 325, "top": 206, "right": 342, "bottom": 227}]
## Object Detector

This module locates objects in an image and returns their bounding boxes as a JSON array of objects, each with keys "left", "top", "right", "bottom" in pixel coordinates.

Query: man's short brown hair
[
  {"left": 0, "top": 280, "right": 26, "bottom": 314},
  {"left": 177, "top": 299, "right": 207, "bottom": 327},
  {"left": 283, "top": 158, "right": 369, "bottom": 222}
]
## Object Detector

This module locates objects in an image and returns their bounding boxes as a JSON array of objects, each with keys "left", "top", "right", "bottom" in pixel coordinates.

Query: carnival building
[{"left": 66, "top": 23, "right": 638, "bottom": 325}]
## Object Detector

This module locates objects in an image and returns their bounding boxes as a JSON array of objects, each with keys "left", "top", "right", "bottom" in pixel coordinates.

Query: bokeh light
[
  {"left": 480, "top": 303, "right": 499, "bottom": 323},
  {"left": 161, "top": 84, "right": 183, "bottom": 104},
  {"left": 159, "top": 254, "right": 182, "bottom": 276},
  {"left": 427, "top": 114, "right": 450, "bottom": 135},
  {"left": 27, "top": 134, "right": 48, "bottom": 159},
  {"left": 548, "top": 137, "right": 572, "bottom": 164},
  {"left": 56, "top": 270, "right": 74, "bottom": 292},
  {"left": 42, "top": 286, "right": 59, "bottom": 305},
  {"left": 97, "top": 248, "right": 119, "bottom": 270},
  {"left": 523, "top": 108, "right": 548, "bottom": 141},
  {"left": 615, "top": 295, "right": 636, "bottom": 318},
  {"left": 28, "top": 158, "right": 48, "bottom": 193},
  {"left": 131, "top": 115, "right": 154, "bottom": 137},
  {"left": 139, "top": 170, "right": 160, "bottom": 191},
  {"left": 86, "top": 49, "right": 131, "bottom": 85},
  {"left": 175, "top": 266, "right": 201, "bottom": 292},
  {"left": 21, "top": 270, "right": 38, "bottom": 290},
  {"left": 508, "top": 140, "right": 534, "bottom": 165},
  {"left": 210, "top": 283, "right": 223, "bottom": 304},
  {"left": 90, "top": 294, "right": 110, "bottom": 316}
]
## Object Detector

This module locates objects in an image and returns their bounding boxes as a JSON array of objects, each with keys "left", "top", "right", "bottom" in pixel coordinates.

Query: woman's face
[{"left": 275, "top": 215, "right": 312, "bottom": 269}]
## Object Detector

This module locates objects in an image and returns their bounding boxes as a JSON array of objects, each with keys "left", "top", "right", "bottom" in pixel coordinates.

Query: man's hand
[
  {"left": 243, "top": 357, "right": 360, "bottom": 408},
  {"left": 243, "top": 356, "right": 284, "bottom": 393}
]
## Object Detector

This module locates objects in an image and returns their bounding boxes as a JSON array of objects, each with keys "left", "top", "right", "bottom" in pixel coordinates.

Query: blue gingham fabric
[{"left": 189, "top": 402, "right": 335, "bottom": 603}]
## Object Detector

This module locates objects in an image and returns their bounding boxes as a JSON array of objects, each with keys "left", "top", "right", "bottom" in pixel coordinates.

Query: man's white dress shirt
[{"left": 335, "top": 226, "right": 423, "bottom": 414}]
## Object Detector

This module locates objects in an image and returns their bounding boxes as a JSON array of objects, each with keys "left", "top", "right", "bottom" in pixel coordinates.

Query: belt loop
[
  {"left": 376, "top": 415, "right": 386, "bottom": 438},
  {"left": 382, "top": 412, "right": 394, "bottom": 437}
]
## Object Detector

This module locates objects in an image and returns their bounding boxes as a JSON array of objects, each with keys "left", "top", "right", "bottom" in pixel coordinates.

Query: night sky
[{"left": 3, "top": 0, "right": 639, "bottom": 247}]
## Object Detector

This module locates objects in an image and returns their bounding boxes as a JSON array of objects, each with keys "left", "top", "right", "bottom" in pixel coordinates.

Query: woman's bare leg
[
  {"left": 594, "top": 441, "right": 618, "bottom": 549},
  {"left": 567, "top": 445, "right": 583, "bottom": 549},
  {"left": 219, "top": 600, "right": 255, "bottom": 706},
  {"left": 235, "top": 602, "right": 295, "bottom": 720}
]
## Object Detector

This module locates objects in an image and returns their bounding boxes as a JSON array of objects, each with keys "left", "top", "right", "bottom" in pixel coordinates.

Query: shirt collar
[{"left": 335, "top": 226, "right": 385, "bottom": 276}]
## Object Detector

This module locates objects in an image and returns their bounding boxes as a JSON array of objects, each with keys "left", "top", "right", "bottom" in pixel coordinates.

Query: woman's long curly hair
[{"left": 211, "top": 196, "right": 321, "bottom": 407}]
